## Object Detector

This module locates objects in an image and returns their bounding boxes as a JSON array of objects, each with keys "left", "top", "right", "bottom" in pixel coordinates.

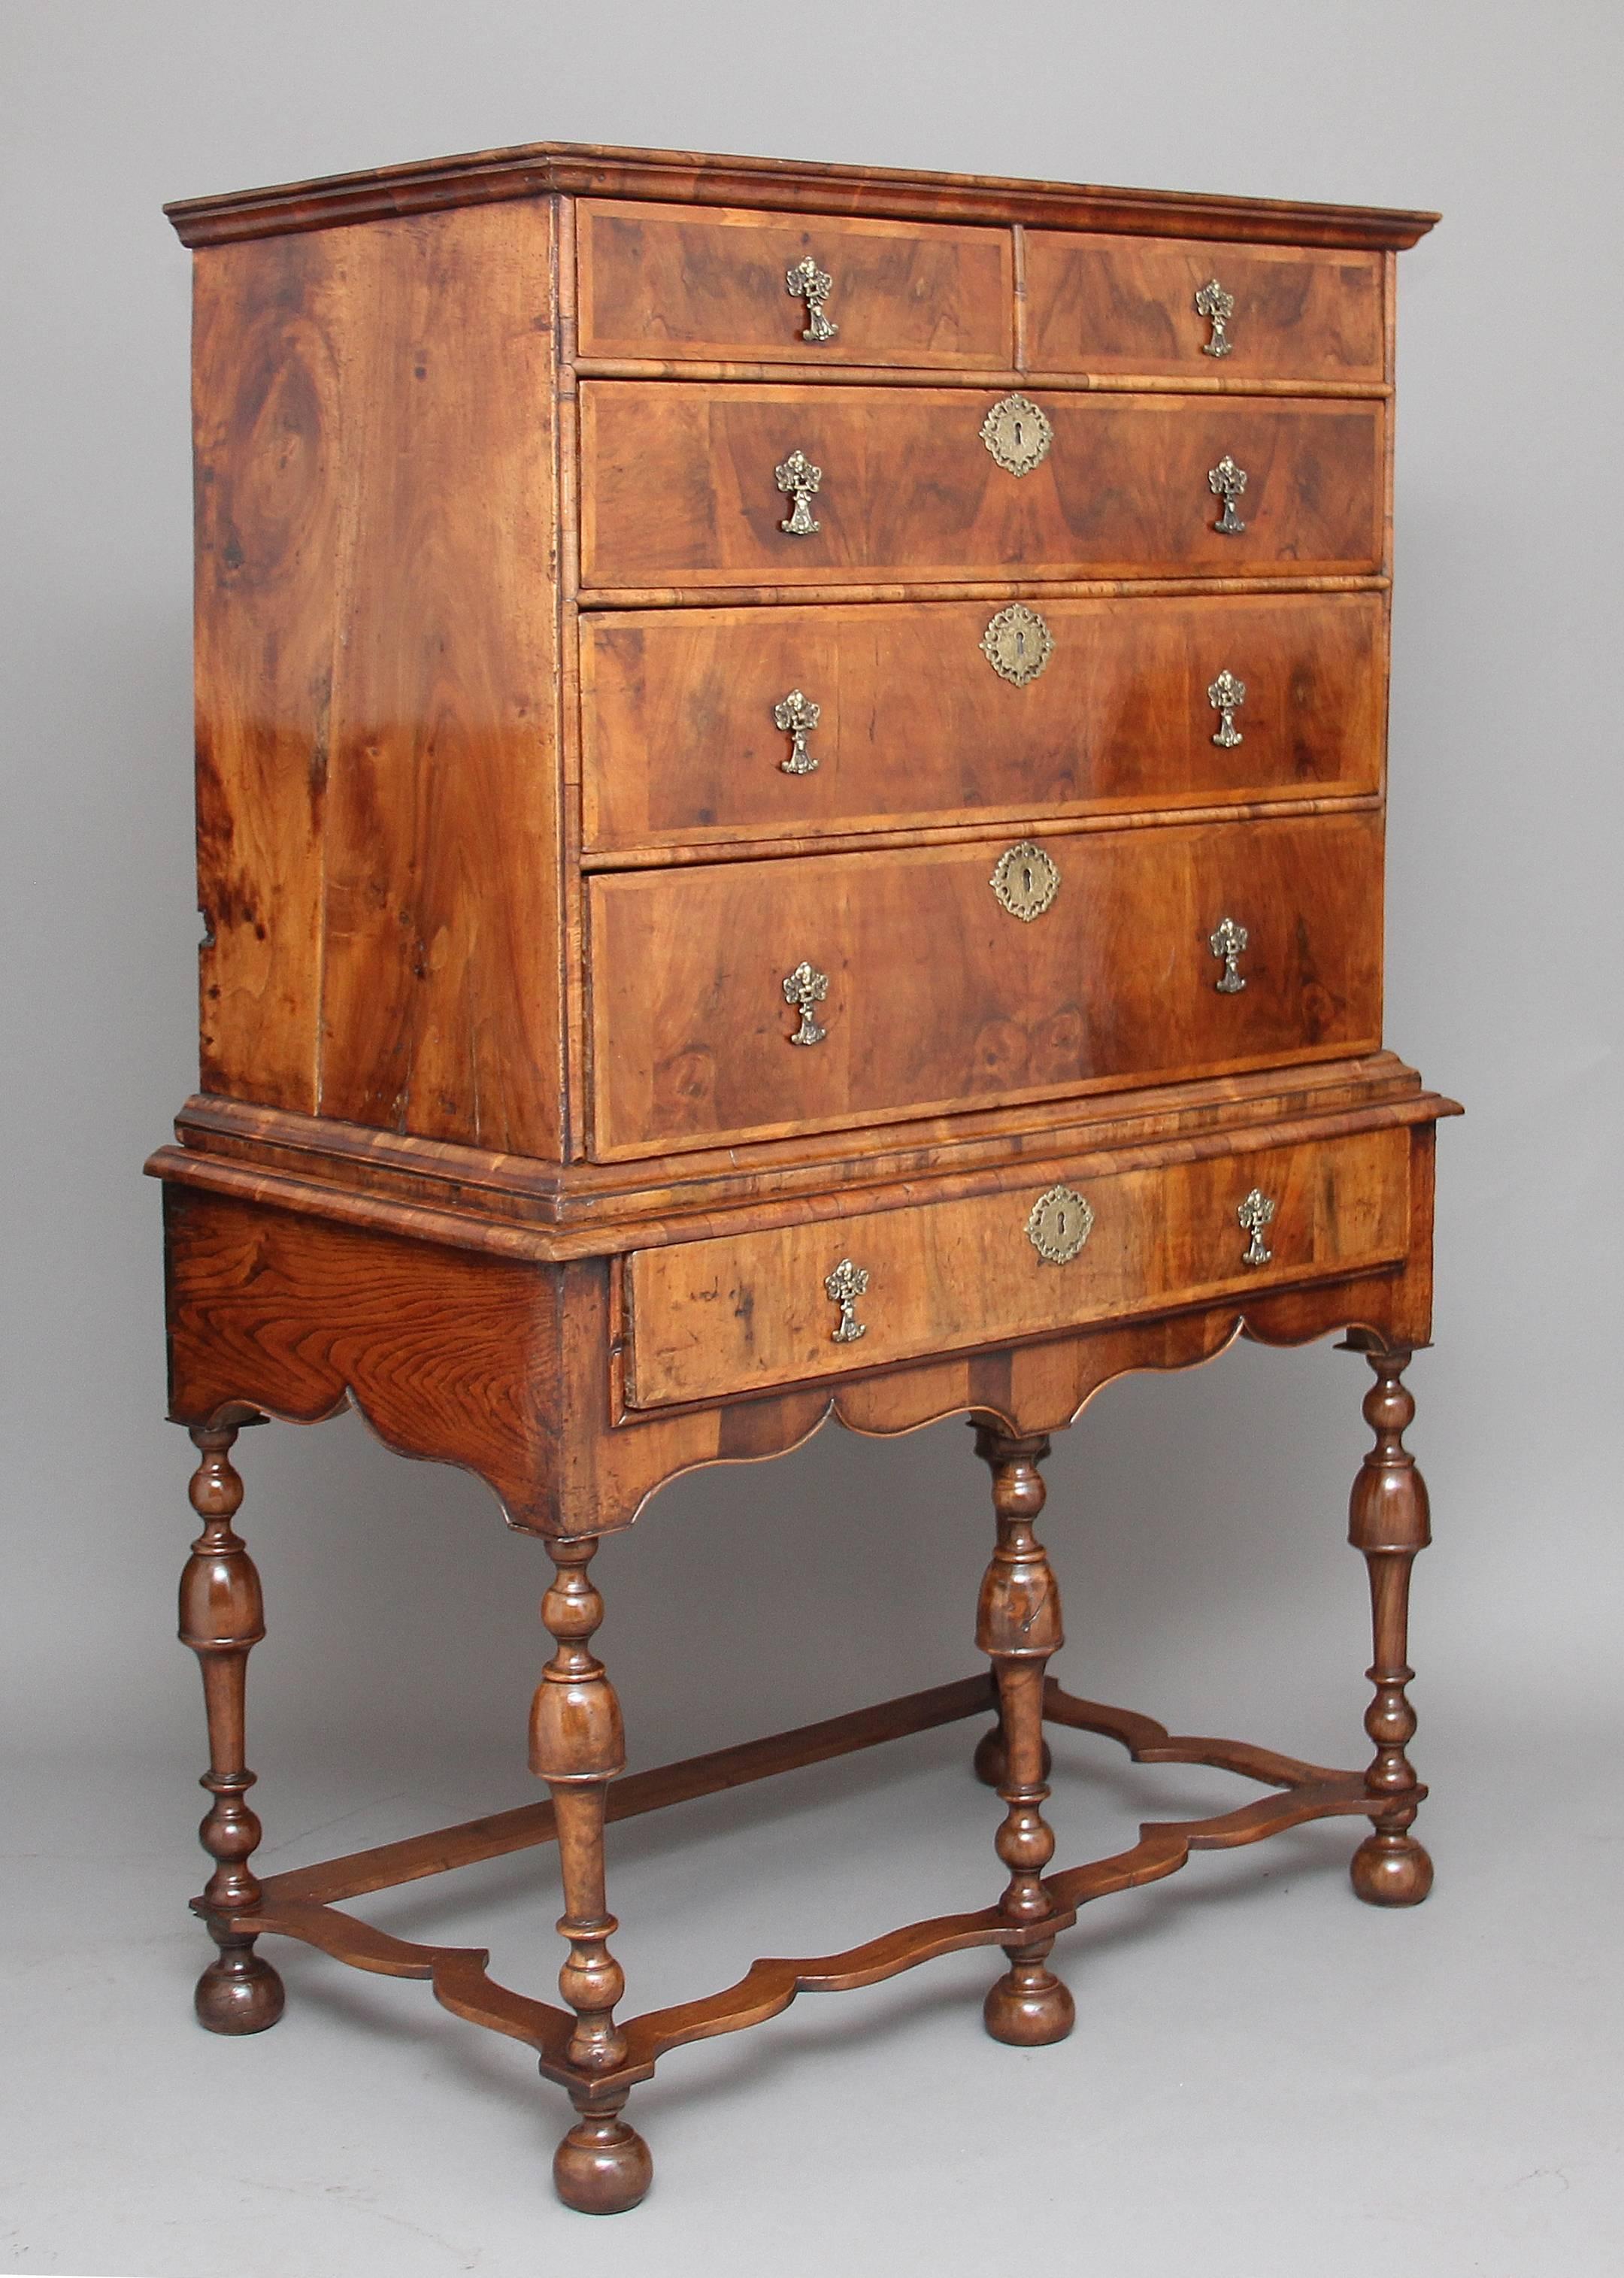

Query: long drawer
[
  {"left": 578, "top": 383, "right": 1385, "bottom": 590},
  {"left": 586, "top": 811, "right": 1383, "bottom": 1158},
  {"left": 624, "top": 1123, "right": 1410, "bottom": 1405},
  {"left": 575, "top": 198, "right": 1013, "bottom": 368},
  {"left": 580, "top": 591, "right": 1386, "bottom": 853}
]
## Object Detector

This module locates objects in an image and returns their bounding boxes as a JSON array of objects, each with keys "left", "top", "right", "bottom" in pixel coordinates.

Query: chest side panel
[{"left": 190, "top": 199, "right": 565, "bottom": 1155}]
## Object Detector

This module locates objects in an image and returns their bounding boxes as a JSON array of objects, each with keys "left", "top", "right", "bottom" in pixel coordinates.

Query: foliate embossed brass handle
[
  {"left": 786, "top": 255, "right": 838, "bottom": 343},
  {"left": 782, "top": 959, "right": 829, "bottom": 1045},
  {"left": 1207, "top": 668, "right": 1246, "bottom": 748},
  {"left": 980, "top": 603, "right": 1053, "bottom": 686},
  {"left": 980, "top": 392, "right": 1053, "bottom": 477},
  {"left": 1195, "top": 277, "right": 1235, "bottom": 358},
  {"left": 825, "top": 1257, "right": 869, "bottom": 1343},
  {"left": 1209, "top": 916, "right": 1249, "bottom": 992},
  {"left": 1208, "top": 455, "right": 1248, "bottom": 535},
  {"left": 990, "top": 841, "right": 1060, "bottom": 922},
  {"left": 774, "top": 689, "right": 820, "bottom": 774},
  {"left": 775, "top": 449, "right": 823, "bottom": 536},
  {"left": 1026, "top": 1184, "right": 1094, "bottom": 1265},
  {"left": 1237, "top": 1188, "right": 1277, "bottom": 1267}
]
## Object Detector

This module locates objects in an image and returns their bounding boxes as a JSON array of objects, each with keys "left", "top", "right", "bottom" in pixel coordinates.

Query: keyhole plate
[
  {"left": 1026, "top": 1183, "right": 1095, "bottom": 1265},
  {"left": 980, "top": 603, "right": 1055, "bottom": 687},
  {"left": 990, "top": 840, "right": 1060, "bottom": 922},
  {"left": 980, "top": 392, "right": 1053, "bottom": 477}
]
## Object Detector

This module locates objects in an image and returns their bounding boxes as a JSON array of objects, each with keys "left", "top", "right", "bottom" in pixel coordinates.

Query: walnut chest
[{"left": 150, "top": 142, "right": 1454, "bottom": 2215}]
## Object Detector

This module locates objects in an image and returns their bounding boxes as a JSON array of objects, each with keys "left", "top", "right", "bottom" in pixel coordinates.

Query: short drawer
[
  {"left": 580, "top": 591, "right": 1386, "bottom": 853},
  {"left": 578, "top": 383, "right": 1384, "bottom": 590},
  {"left": 575, "top": 198, "right": 1013, "bottom": 368},
  {"left": 1025, "top": 232, "right": 1386, "bottom": 383},
  {"left": 586, "top": 810, "right": 1383, "bottom": 1158},
  {"left": 624, "top": 1125, "right": 1411, "bottom": 1405}
]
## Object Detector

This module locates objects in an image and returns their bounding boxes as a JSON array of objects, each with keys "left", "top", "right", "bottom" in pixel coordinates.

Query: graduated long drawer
[
  {"left": 624, "top": 1124, "right": 1410, "bottom": 1406},
  {"left": 586, "top": 811, "right": 1383, "bottom": 1158},
  {"left": 580, "top": 590, "right": 1386, "bottom": 853},
  {"left": 578, "top": 383, "right": 1384, "bottom": 590}
]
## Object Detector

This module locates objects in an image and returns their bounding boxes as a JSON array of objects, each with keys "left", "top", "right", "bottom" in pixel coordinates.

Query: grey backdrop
[{"left": 2, "top": 4, "right": 1620, "bottom": 2272}]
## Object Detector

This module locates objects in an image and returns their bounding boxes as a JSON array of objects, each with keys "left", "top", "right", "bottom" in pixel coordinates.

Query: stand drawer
[
  {"left": 580, "top": 591, "right": 1386, "bottom": 853},
  {"left": 586, "top": 811, "right": 1383, "bottom": 1158},
  {"left": 624, "top": 1124, "right": 1411, "bottom": 1407},
  {"left": 578, "top": 383, "right": 1385, "bottom": 591},
  {"left": 576, "top": 198, "right": 1013, "bottom": 369}
]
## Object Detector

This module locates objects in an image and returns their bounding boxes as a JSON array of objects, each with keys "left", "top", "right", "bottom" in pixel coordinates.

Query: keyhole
[
  {"left": 1021, "top": 862, "right": 1035, "bottom": 895},
  {"left": 1013, "top": 418, "right": 1024, "bottom": 448},
  {"left": 1014, "top": 629, "right": 1026, "bottom": 660}
]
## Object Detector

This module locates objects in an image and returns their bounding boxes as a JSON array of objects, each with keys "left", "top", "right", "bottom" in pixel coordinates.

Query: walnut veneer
[{"left": 150, "top": 138, "right": 1453, "bottom": 2216}]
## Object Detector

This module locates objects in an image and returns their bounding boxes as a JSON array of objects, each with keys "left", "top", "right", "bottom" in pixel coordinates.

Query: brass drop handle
[
  {"left": 1237, "top": 1187, "right": 1277, "bottom": 1267},
  {"left": 774, "top": 689, "right": 820, "bottom": 774},
  {"left": 775, "top": 449, "right": 823, "bottom": 537},
  {"left": 1210, "top": 916, "right": 1249, "bottom": 992},
  {"left": 1207, "top": 669, "right": 1246, "bottom": 747},
  {"left": 1195, "top": 277, "right": 1235, "bottom": 358},
  {"left": 1208, "top": 454, "right": 1248, "bottom": 535},
  {"left": 782, "top": 959, "right": 829, "bottom": 1045},
  {"left": 786, "top": 255, "right": 838, "bottom": 343},
  {"left": 825, "top": 1257, "right": 869, "bottom": 1343}
]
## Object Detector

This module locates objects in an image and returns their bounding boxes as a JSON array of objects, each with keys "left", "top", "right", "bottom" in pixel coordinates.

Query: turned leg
[
  {"left": 1347, "top": 1348, "right": 1435, "bottom": 1907},
  {"left": 973, "top": 1427, "right": 1074, "bottom": 2046},
  {"left": 529, "top": 1537, "right": 651, "bottom": 2216},
  {"left": 178, "top": 1419, "right": 285, "bottom": 2034}
]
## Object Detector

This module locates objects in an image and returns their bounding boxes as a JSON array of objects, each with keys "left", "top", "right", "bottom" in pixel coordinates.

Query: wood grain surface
[
  {"left": 1024, "top": 232, "right": 1384, "bottom": 382},
  {"left": 191, "top": 200, "right": 565, "bottom": 1153},
  {"left": 580, "top": 590, "right": 1386, "bottom": 852},
  {"left": 576, "top": 198, "right": 1011, "bottom": 367},
  {"left": 587, "top": 811, "right": 1385, "bottom": 1156},
  {"left": 626, "top": 1125, "right": 1410, "bottom": 1404},
  {"left": 579, "top": 383, "right": 1385, "bottom": 589}
]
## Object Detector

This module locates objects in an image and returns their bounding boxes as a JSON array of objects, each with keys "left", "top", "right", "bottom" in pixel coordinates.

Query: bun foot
[
  {"left": 1350, "top": 1831, "right": 1434, "bottom": 1907},
  {"left": 195, "top": 1938, "right": 286, "bottom": 2034},
  {"left": 972, "top": 1725, "right": 1052, "bottom": 1789},
  {"left": 553, "top": 2105, "right": 653, "bottom": 2216},
  {"left": 983, "top": 1950, "right": 1075, "bottom": 2046}
]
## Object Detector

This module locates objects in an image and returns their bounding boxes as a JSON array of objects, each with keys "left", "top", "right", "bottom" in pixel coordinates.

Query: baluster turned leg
[
  {"left": 1347, "top": 1348, "right": 1435, "bottom": 1906},
  {"left": 974, "top": 1427, "right": 1075, "bottom": 2046},
  {"left": 179, "top": 1419, "right": 285, "bottom": 2033},
  {"left": 530, "top": 1537, "right": 652, "bottom": 2216}
]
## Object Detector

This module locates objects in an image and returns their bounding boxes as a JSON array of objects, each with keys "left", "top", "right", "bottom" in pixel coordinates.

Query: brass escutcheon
[
  {"left": 980, "top": 603, "right": 1054, "bottom": 687},
  {"left": 1026, "top": 1185, "right": 1094, "bottom": 1265},
  {"left": 980, "top": 392, "right": 1053, "bottom": 477},
  {"left": 990, "top": 841, "right": 1060, "bottom": 922}
]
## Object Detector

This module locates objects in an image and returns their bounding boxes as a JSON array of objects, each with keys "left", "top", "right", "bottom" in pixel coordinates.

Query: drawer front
[
  {"left": 579, "top": 383, "right": 1384, "bottom": 589},
  {"left": 575, "top": 198, "right": 1013, "bottom": 368},
  {"left": 580, "top": 591, "right": 1386, "bottom": 853},
  {"left": 587, "top": 811, "right": 1383, "bottom": 1157},
  {"left": 1026, "top": 233, "right": 1385, "bottom": 383},
  {"left": 626, "top": 1125, "right": 1410, "bottom": 1405}
]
